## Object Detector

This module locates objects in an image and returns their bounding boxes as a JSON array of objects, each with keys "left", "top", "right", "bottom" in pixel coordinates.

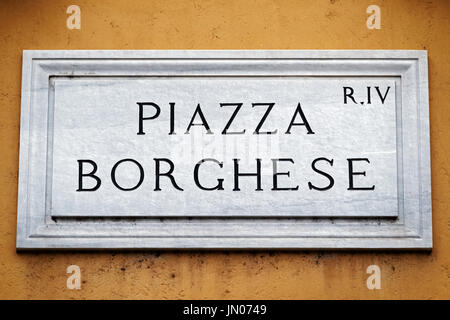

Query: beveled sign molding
[{"left": 16, "top": 50, "right": 432, "bottom": 249}]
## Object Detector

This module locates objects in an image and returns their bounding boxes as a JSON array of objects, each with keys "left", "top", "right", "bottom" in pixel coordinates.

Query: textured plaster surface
[{"left": 0, "top": 0, "right": 449, "bottom": 299}]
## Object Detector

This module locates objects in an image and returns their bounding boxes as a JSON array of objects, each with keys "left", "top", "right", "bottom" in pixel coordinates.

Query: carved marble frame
[{"left": 16, "top": 50, "right": 432, "bottom": 249}]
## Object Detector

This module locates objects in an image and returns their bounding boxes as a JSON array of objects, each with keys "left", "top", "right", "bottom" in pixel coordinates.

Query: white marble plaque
[{"left": 16, "top": 50, "right": 432, "bottom": 249}]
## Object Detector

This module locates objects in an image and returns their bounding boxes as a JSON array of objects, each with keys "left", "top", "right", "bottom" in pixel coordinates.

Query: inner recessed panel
[{"left": 50, "top": 76, "right": 398, "bottom": 217}]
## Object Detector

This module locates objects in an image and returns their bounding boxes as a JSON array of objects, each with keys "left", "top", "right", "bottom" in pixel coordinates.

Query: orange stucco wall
[{"left": 0, "top": 0, "right": 449, "bottom": 299}]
